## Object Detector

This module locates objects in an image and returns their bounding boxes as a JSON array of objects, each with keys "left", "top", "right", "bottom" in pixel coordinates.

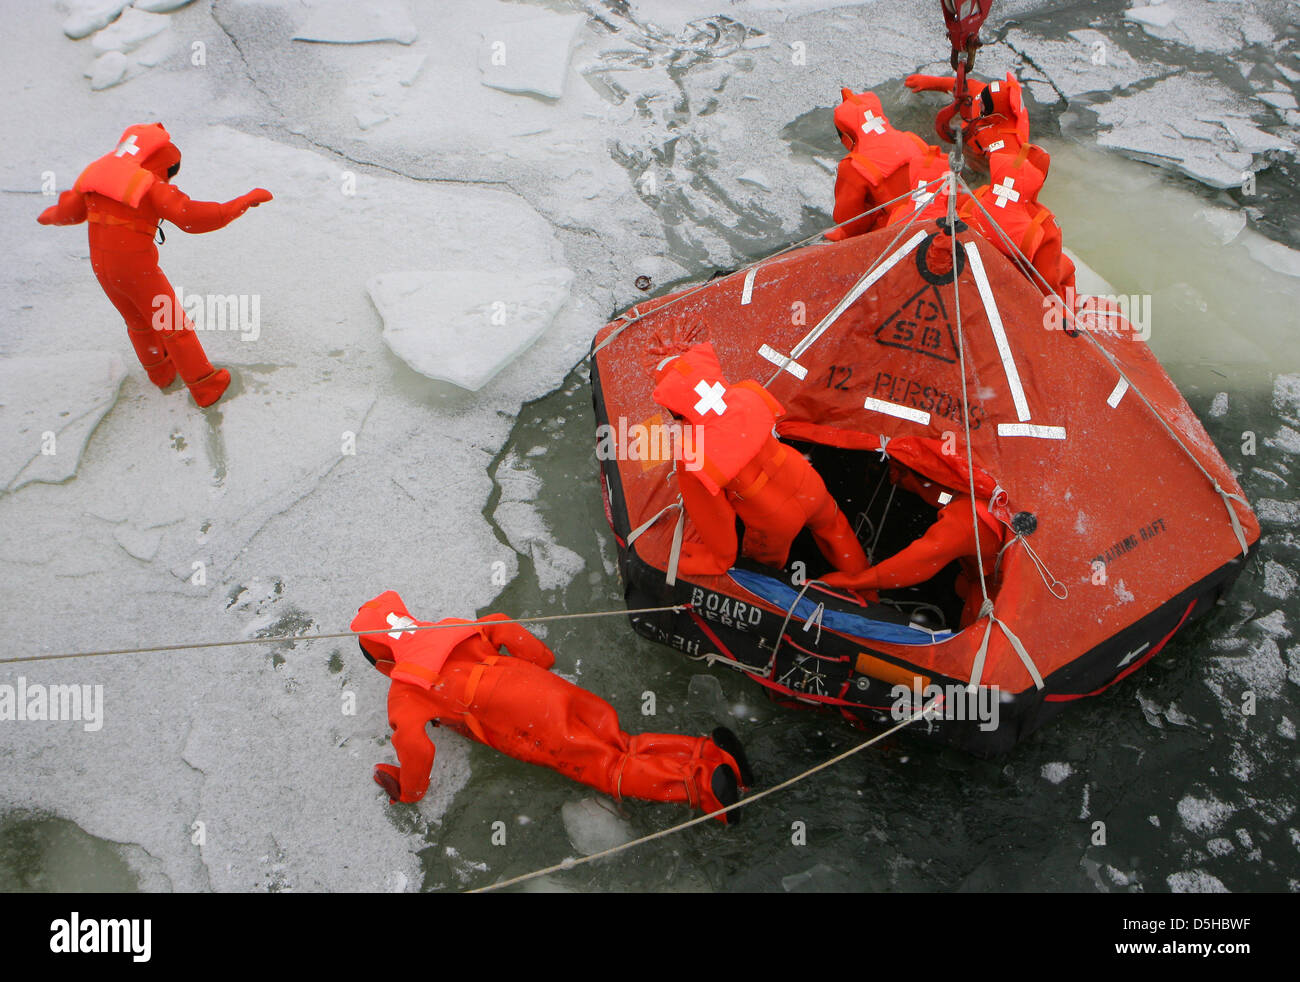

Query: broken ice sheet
[
  {"left": 477, "top": 12, "right": 587, "bottom": 101},
  {"left": 0, "top": 352, "right": 125, "bottom": 493},
  {"left": 293, "top": 0, "right": 418, "bottom": 46},
  {"left": 561, "top": 797, "right": 633, "bottom": 856},
  {"left": 366, "top": 267, "right": 574, "bottom": 392}
]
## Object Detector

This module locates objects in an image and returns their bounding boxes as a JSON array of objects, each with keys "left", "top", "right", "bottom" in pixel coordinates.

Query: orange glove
[
  {"left": 373, "top": 763, "right": 402, "bottom": 804},
  {"left": 240, "top": 188, "right": 273, "bottom": 207}
]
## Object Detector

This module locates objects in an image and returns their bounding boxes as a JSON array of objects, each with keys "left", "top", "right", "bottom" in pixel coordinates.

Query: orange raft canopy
[{"left": 589, "top": 180, "right": 1258, "bottom": 757}]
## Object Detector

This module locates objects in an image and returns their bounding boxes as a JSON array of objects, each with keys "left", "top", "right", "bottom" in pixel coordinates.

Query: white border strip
[
  {"left": 757, "top": 344, "right": 808, "bottom": 380},
  {"left": 964, "top": 242, "right": 1031, "bottom": 422},
  {"left": 1106, "top": 377, "right": 1129, "bottom": 409},
  {"left": 998, "top": 423, "right": 1066, "bottom": 440},
  {"left": 740, "top": 266, "right": 758, "bottom": 306},
  {"left": 790, "top": 230, "right": 928, "bottom": 359},
  {"left": 864, "top": 397, "right": 931, "bottom": 425}
]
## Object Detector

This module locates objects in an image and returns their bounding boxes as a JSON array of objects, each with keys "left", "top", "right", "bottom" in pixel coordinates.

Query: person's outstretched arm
[
  {"left": 822, "top": 500, "right": 988, "bottom": 591},
  {"left": 377, "top": 687, "right": 436, "bottom": 803},
  {"left": 37, "top": 190, "right": 87, "bottom": 226},
  {"left": 148, "top": 182, "right": 272, "bottom": 233},
  {"left": 484, "top": 615, "right": 556, "bottom": 669}
]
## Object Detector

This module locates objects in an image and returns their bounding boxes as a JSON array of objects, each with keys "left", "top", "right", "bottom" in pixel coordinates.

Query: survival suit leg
[
  {"left": 91, "top": 252, "right": 229, "bottom": 407},
  {"left": 95, "top": 273, "right": 176, "bottom": 387},
  {"left": 462, "top": 658, "right": 745, "bottom": 822}
]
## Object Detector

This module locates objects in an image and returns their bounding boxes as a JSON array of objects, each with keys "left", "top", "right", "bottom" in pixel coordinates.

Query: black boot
[
  {"left": 710, "top": 764, "right": 741, "bottom": 827},
  {"left": 712, "top": 726, "right": 754, "bottom": 788}
]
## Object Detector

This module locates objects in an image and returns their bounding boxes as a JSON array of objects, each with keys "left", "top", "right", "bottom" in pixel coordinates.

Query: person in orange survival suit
[
  {"left": 353, "top": 591, "right": 754, "bottom": 823},
  {"left": 904, "top": 71, "right": 1031, "bottom": 165},
  {"left": 826, "top": 90, "right": 941, "bottom": 241},
  {"left": 651, "top": 341, "right": 869, "bottom": 577},
  {"left": 962, "top": 143, "right": 1076, "bottom": 299},
  {"left": 819, "top": 460, "right": 1004, "bottom": 628},
  {"left": 37, "top": 123, "right": 271, "bottom": 407}
]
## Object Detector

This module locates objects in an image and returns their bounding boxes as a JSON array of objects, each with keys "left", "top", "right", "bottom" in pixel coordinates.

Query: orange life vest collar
[
  {"left": 74, "top": 123, "right": 174, "bottom": 209},
  {"left": 351, "top": 591, "right": 488, "bottom": 690},
  {"left": 651, "top": 343, "right": 785, "bottom": 496}
]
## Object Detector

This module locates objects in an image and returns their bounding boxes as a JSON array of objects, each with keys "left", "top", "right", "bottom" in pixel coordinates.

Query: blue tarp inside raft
[{"left": 728, "top": 568, "right": 956, "bottom": 646}]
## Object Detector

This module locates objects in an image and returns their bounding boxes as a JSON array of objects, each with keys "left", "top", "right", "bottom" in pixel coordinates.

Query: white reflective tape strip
[
  {"left": 740, "top": 266, "right": 758, "bottom": 305},
  {"left": 863, "top": 397, "right": 931, "bottom": 425},
  {"left": 790, "top": 230, "right": 928, "bottom": 358},
  {"left": 758, "top": 343, "right": 807, "bottom": 380},
  {"left": 1106, "top": 377, "right": 1129, "bottom": 408},
  {"left": 997, "top": 423, "right": 1066, "bottom": 440},
  {"left": 964, "top": 242, "right": 1031, "bottom": 421}
]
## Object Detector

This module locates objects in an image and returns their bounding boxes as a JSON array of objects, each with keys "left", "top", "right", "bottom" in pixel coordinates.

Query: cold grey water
[{"left": 1, "top": 0, "right": 1297, "bottom": 892}]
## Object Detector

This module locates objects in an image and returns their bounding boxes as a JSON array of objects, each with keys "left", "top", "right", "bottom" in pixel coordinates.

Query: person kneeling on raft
[
  {"left": 353, "top": 591, "right": 754, "bottom": 823},
  {"left": 651, "top": 341, "right": 869, "bottom": 578},
  {"left": 819, "top": 461, "right": 1004, "bottom": 628}
]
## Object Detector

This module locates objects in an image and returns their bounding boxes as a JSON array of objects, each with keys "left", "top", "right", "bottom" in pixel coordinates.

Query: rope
[
  {"left": 466, "top": 693, "right": 945, "bottom": 893},
  {"left": 0, "top": 605, "right": 688, "bottom": 666},
  {"left": 760, "top": 177, "right": 949, "bottom": 389},
  {"left": 954, "top": 173, "right": 1252, "bottom": 558},
  {"left": 592, "top": 177, "right": 949, "bottom": 360}
]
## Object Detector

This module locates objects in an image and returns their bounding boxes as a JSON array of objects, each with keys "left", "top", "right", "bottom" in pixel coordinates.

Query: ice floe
[
  {"left": 477, "top": 10, "right": 587, "bottom": 101},
  {"left": 367, "top": 267, "right": 575, "bottom": 392}
]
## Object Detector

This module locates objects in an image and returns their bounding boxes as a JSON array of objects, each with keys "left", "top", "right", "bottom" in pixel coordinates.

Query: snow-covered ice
[
  {"left": 477, "top": 11, "right": 587, "bottom": 101},
  {"left": 0, "top": 352, "right": 125, "bottom": 493},
  {"left": 292, "top": 0, "right": 418, "bottom": 47},
  {"left": 367, "top": 266, "right": 575, "bottom": 392}
]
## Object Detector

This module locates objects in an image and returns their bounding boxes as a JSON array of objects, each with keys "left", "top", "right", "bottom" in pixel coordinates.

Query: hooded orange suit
[
  {"left": 652, "top": 342, "right": 868, "bottom": 576},
  {"left": 353, "top": 591, "right": 751, "bottom": 822},
  {"left": 37, "top": 123, "right": 271, "bottom": 407}
]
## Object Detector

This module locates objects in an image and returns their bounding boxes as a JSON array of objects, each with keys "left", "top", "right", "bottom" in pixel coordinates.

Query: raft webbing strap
[
  {"left": 687, "top": 610, "right": 889, "bottom": 711},
  {"left": 593, "top": 178, "right": 948, "bottom": 360},
  {"left": 624, "top": 496, "right": 687, "bottom": 586},
  {"left": 956, "top": 173, "right": 1254, "bottom": 560},
  {"left": 968, "top": 599, "right": 1044, "bottom": 691}
]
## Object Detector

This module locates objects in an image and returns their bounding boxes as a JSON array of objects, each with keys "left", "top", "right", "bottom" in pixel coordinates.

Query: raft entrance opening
[{"left": 734, "top": 441, "right": 966, "bottom": 632}]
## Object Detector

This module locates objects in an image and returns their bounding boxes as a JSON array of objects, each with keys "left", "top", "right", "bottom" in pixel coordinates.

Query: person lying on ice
[
  {"left": 650, "top": 342, "right": 868, "bottom": 577},
  {"left": 37, "top": 123, "right": 271, "bottom": 408},
  {"left": 819, "top": 460, "right": 1004, "bottom": 628},
  {"left": 353, "top": 591, "right": 754, "bottom": 823}
]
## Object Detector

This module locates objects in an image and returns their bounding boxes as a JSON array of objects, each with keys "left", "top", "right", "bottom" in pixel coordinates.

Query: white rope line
[
  {"left": 760, "top": 179, "right": 948, "bottom": 389},
  {"left": 954, "top": 173, "right": 1252, "bottom": 558},
  {"left": 466, "top": 693, "right": 946, "bottom": 894},
  {"left": 592, "top": 177, "right": 949, "bottom": 360},
  {"left": 0, "top": 605, "right": 688, "bottom": 666}
]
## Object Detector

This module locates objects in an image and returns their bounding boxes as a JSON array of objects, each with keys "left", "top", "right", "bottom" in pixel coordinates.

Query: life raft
[{"left": 589, "top": 186, "right": 1258, "bottom": 756}]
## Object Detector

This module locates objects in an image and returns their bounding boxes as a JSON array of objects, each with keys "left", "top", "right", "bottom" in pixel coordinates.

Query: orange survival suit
[
  {"left": 961, "top": 142, "right": 1076, "bottom": 299},
  {"left": 905, "top": 71, "right": 1031, "bottom": 164},
  {"left": 652, "top": 343, "right": 869, "bottom": 576},
  {"left": 37, "top": 123, "right": 272, "bottom": 407},
  {"left": 821, "top": 461, "right": 1004, "bottom": 627},
  {"left": 353, "top": 591, "right": 753, "bottom": 823}
]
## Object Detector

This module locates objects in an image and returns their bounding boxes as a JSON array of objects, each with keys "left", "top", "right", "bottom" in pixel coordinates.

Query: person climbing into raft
[
  {"left": 651, "top": 341, "right": 869, "bottom": 577},
  {"left": 819, "top": 460, "right": 1003, "bottom": 628},
  {"left": 37, "top": 122, "right": 272, "bottom": 408},
  {"left": 353, "top": 591, "right": 754, "bottom": 823}
]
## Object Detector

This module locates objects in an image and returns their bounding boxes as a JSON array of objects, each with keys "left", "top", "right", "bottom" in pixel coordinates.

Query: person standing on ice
[
  {"left": 37, "top": 123, "right": 271, "bottom": 408},
  {"left": 354, "top": 591, "right": 753, "bottom": 823},
  {"left": 651, "top": 341, "right": 869, "bottom": 577}
]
